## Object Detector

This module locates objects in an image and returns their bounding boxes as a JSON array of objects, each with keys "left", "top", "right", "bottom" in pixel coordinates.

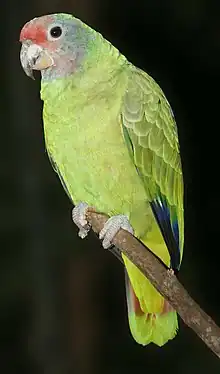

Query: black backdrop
[{"left": 2, "top": 1, "right": 220, "bottom": 373}]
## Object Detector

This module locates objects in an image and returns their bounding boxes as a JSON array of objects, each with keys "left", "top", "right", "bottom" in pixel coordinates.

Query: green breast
[{"left": 41, "top": 77, "right": 151, "bottom": 237}]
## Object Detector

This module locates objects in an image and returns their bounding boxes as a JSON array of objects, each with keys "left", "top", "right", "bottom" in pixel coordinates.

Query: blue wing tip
[{"left": 150, "top": 196, "right": 180, "bottom": 271}]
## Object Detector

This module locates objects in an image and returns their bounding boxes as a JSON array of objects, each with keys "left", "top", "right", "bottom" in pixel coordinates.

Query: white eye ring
[{"left": 47, "top": 23, "right": 65, "bottom": 41}]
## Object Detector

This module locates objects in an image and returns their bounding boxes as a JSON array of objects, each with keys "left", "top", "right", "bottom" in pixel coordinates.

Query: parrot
[{"left": 19, "top": 13, "right": 184, "bottom": 347}]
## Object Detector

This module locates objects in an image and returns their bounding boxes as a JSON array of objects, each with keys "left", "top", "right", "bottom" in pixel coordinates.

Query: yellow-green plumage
[
  {"left": 42, "top": 64, "right": 183, "bottom": 345},
  {"left": 21, "top": 14, "right": 184, "bottom": 346}
]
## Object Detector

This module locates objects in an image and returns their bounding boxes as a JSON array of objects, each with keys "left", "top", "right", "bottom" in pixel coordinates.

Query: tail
[{"left": 123, "top": 256, "right": 178, "bottom": 346}]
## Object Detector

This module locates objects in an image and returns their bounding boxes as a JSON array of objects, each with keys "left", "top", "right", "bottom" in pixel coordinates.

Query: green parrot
[{"left": 20, "top": 13, "right": 184, "bottom": 346}]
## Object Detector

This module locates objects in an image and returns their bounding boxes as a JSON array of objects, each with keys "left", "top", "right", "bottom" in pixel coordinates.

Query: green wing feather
[
  {"left": 120, "top": 66, "right": 184, "bottom": 346},
  {"left": 121, "top": 66, "right": 184, "bottom": 264}
]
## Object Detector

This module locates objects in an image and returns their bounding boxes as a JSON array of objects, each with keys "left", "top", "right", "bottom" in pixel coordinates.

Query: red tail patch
[
  {"left": 126, "top": 272, "right": 173, "bottom": 319},
  {"left": 162, "top": 299, "right": 173, "bottom": 314},
  {"left": 128, "top": 279, "right": 145, "bottom": 316}
]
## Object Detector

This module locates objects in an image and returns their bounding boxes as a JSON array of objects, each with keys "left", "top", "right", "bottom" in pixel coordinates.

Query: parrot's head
[{"left": 20, "top": 13, "right": 94, "bottom": 80}]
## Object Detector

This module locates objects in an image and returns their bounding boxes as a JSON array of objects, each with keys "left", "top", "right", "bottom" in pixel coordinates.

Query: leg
[
  {"left": 72, "top": 202, "right": 92, "bottom": 239},
  {"left": 99, "top": 215, "right": 134, "bottom": 249}
]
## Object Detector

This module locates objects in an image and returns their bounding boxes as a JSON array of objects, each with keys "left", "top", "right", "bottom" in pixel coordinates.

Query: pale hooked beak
[{"left": 20, "top": 42, "right": 54, "bottom": 79}]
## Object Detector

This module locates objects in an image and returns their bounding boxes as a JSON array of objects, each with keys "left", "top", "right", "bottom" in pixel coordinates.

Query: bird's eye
[{"left": 49, "top": 26, "right": 62, "bottom": 38}]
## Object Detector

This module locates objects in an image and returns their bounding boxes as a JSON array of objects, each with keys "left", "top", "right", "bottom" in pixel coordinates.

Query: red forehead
[
  {"left": 20, "top": 25, "right": 46, "bottom": 44},
  {"left": 19, "top": 16, "right": 53, "bottom": 44}
]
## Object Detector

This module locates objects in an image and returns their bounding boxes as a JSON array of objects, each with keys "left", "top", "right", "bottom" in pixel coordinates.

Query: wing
[
  {"left": 47, "top": 152, "right": 73, "bottom": 203},
  {"left": 121, "top": 67, "right": 184, "bottom": 271}
]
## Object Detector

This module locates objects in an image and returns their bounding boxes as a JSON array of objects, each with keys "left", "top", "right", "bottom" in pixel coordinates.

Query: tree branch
[{"left": 86, "top": 210, "right": 220, "bottom": 359}]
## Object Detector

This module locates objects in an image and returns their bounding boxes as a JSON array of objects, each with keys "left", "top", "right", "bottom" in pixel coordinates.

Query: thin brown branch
[{"left": 86, "top": 210, "right": 220, "bottom": 359}]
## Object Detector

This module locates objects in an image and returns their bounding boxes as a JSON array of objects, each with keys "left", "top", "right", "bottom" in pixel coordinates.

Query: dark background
[{"left": 2, "top": 0, "right": 220, "bottom": 373}]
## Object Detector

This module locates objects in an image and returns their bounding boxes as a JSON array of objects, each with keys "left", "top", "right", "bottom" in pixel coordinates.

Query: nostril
[{"left": 32, "top": 56, "right": 39, "bottom": 65}]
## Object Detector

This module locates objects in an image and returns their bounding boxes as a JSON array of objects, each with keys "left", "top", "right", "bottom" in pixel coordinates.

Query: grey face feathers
[{"left": 20, "top": 14, "right": 96, "bottom": 80}]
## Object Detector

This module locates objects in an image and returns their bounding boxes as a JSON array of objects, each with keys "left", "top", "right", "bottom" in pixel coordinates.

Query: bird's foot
[
  {"left": 167, "top": 268, "right": 175, "bottom": 276},
  {"left": 72, "top": 202, "right": 95, "bottom": 239},
  {"left": 99, "top": 215, "right": 134, "bottom": 249}
]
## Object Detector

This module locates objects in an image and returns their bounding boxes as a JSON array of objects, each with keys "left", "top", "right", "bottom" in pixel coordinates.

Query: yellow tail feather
[
  {"left": 123, "top": 254, "right": 178, "bottom": 346},
  {"left": 128, "top": 309, "right": 178, "bottom": 346}
]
